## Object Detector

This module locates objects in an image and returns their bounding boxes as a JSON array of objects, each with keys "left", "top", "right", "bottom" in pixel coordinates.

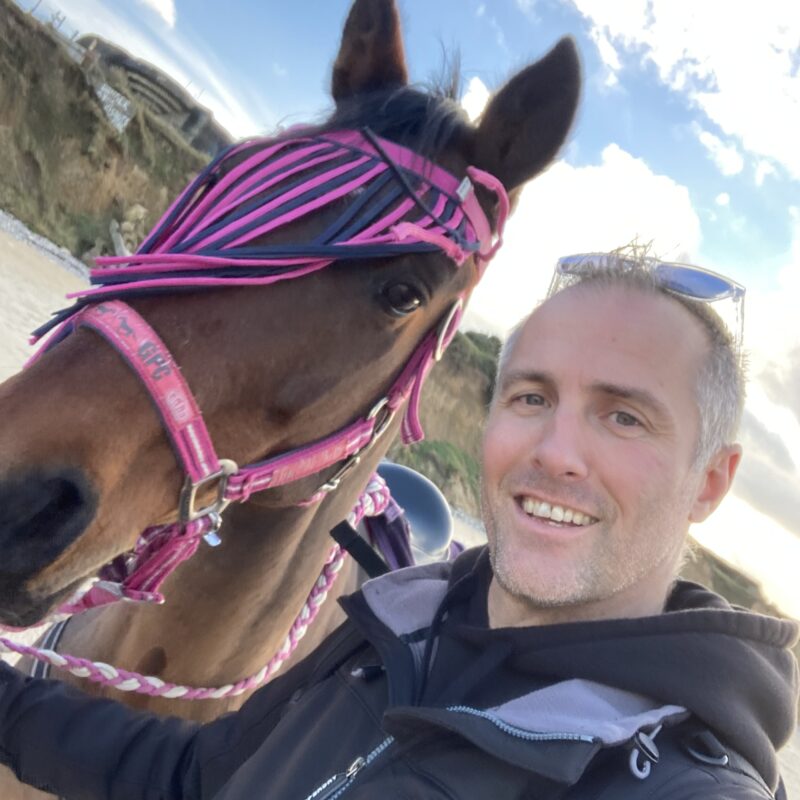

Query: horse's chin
[{"left": 0, "top": 574, "right": 89, "bottom": 628}]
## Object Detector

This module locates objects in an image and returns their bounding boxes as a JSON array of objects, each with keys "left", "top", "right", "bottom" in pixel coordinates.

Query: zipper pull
[
  {"left": 307, "top": 756, "right": 366, "bottom": 800},
  {"left": 346, "top": 756, "right": 366, "bottom": 779}
]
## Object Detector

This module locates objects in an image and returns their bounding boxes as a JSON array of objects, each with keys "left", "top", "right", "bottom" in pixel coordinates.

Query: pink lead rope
[{"left": 0, "top": 477, "right": 391, "bottom": 698}]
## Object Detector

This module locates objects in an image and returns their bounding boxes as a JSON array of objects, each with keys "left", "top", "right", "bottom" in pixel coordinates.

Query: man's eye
[
  {"left": 611, "top": 410, "right": 641, "bottom": 427},
  {"left": 514, "top": 393, "right": 545, "bottom": 406}
]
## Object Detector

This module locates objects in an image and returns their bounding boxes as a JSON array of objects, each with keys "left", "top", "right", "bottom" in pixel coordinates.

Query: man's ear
[{"left": 689, "top": 444, "right": 742, "bottom": 523}]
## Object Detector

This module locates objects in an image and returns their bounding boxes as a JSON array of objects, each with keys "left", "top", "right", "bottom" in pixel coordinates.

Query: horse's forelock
[
  {"left": 216, "top": 57, "right": 468, "bottom": 180},
  {"left": 323, "top": 84, "right": 470, "bottom": 161}
]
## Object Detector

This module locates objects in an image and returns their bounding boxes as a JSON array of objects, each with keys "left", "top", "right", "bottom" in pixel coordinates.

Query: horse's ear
[
  {"left": 472, "top": 38, "right": 581, "bottom": 193},
  {"left": 332, "top": 0, "right": 408, "bottom": 102}
]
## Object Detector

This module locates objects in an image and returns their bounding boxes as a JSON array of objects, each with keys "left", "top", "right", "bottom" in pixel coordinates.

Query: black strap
[
  {"left": 330, "top": 521, "right": 390, "bottom": 579},
  {"left": 30, "top": 618, "right": 70, "bottom": 680}
]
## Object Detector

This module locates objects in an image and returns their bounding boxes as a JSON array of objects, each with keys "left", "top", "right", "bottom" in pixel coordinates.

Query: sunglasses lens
[
  {"left": 656, "top": 265, "right": 732, "bottom": 301},
  {"left": 555, "top": 255, "right": 741, "bottom": 303}
]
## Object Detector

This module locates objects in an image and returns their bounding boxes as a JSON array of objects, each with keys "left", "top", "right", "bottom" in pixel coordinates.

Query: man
[{"left": 0, "top": 252, "right": 796, "bottom": 798}]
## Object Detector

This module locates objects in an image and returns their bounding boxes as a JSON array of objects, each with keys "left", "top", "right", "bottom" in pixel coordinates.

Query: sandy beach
[
  {"left": 0, "top": 211, "right": 797, "bottom": 795},
  {"left": 0, "top": 212, "right": 87, "bottom": 382}
]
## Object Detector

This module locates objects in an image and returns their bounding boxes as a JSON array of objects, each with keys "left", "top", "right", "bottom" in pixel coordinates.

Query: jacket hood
[{"left": 348, "top": 546, "right": 799, "bottom": 791}]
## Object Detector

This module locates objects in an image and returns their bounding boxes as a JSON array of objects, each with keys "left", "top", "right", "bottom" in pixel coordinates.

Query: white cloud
[
  {"left": 588, "top": 26, "right": 621, "bottom": 88},
  {"left": 460, "top": 77, "right": 490, "bottom": 122},
  {"left": 697, "top": 226, "right": 800, "bottom": 617},
  {"left": 488, "top": 15, "right": 510, "bottom": 55},
  {"left": 714, "top": 209, "right": 800, "bottom": 618},
  {"left": 692, "top": 496, "right": 800, "bottom": 618},
  {"left": 476, "top": 3, "right": 486, "bottom": 17},
  {"left": 715, "top": 192, "right": 730, "bottom": 207},
  {"left": 468, "top": 144, "right": 701, "bottom": 333},
  {"left": 136, "top": 0, "right": 175, "bottom": 28},
  {"left": 567, "top": 0, "right": 800, "bottom": 179},
  {"left": 755, "top": 159, "right": 777, "bottom": 187},
  {"left": 693, "top": 125, "right": 744, "bottom": 176},
  {"left": 746, "top": 207, "right": 800, "bottom": 357},
  {"left": 515, "top": 0, "right": 537, "bottom": 17}
]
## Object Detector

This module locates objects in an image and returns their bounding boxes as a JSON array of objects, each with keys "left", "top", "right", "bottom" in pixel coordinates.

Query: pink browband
[{"left": 23, "top": 128, "right": 508, "bottom": 618}]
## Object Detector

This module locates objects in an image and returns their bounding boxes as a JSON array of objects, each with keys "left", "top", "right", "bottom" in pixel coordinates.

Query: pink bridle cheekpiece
[{"left": 27, "top": 128, "right": 509, "bottom": 617}]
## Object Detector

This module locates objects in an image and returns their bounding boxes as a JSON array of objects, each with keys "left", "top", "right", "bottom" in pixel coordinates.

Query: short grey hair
[{"left": 495, "top": 258, "right": 746, "bottom": 467}]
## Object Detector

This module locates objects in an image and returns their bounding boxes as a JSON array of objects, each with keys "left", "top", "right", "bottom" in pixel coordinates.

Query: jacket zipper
[
  {"left": 303, "top": 707, "right": 596, "bottom": 799},
  {"left": 446, "top": 705, "right": 597, "bottom": 743},
  {"left": 303, "top": 736, "right": 395, "bottom": 800}
]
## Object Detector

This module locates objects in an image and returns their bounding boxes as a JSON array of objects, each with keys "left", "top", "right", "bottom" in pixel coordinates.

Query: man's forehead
[
  {"left": 526, "top": 284, "right": 706, "bottom": 343},
  {"left": 508, "top": 284, "right": 708, "bottom": 387}
]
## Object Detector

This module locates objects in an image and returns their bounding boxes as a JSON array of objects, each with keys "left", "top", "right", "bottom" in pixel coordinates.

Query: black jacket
[{"left": 0, "top": 547, "right": 797, "bottom": 799}]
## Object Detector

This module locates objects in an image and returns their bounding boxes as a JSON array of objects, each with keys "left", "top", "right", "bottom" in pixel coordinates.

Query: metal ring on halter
[
  {"left": 316, "top": 399, "right": 396, "bottom": 494},
  {"left": 434, "top": 299, "right": 463, "bottom": 362},
  {"left": 367, "top": 397, "right": 394, "bottom": 442},
  {"left": 179, "top": 458, "right": 239, "bottom": 524}
]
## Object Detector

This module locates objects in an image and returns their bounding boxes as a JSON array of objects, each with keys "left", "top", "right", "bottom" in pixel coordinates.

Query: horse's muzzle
[{"left": 0, "top": 467, "right": 97, "bottom": 623}]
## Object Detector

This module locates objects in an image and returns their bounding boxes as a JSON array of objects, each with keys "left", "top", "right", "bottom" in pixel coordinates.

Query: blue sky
[{"left": 17, "top": 0, "right": 800, "bottom": 615}]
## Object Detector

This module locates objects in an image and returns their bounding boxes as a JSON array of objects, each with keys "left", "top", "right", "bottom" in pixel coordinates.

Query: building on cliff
[{"left": 75, "top": 36, "right": 233, "bottom": 157}]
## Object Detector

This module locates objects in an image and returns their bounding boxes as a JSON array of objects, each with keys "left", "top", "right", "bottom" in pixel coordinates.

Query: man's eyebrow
[
  {"left": 497, "top": 369, "right": 555, "bottom": 394},
  {"left": 497, "top": 372, "right": 673, "bottom": 421},
  {"left": 591, "top": 382, "right": 671, "bottom": 420}
]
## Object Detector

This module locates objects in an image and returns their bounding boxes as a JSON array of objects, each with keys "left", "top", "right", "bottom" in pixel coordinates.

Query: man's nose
[{"left": 530, "top": 410, "right": 589, "bottom": 480}]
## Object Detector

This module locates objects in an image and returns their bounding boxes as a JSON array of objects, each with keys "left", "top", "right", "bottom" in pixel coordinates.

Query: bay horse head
[{"left": 0, "top": 0, "right": 580, "bottom": 627}]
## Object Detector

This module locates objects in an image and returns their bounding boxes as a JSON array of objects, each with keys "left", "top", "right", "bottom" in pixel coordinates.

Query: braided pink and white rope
[{"left": 0, "top": 475, "right": 391, "bottom": 699}]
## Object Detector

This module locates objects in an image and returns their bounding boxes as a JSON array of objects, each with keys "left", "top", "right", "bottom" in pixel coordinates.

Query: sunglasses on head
[
  {"left": 549, "top": 252, "right": 746, "bottom": 354},
  {"left": 552, "top": 253, "right": 745, "bottom": 301}
]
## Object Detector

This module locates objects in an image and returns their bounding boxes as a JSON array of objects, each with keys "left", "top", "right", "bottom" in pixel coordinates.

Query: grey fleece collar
[{"left": 361, "top": 561, "right": 687, "bottom": 746}]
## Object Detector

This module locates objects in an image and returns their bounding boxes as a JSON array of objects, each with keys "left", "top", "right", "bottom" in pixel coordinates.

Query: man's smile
[{"left": 514, "top": 494, "right": 600, "bottom": 527}]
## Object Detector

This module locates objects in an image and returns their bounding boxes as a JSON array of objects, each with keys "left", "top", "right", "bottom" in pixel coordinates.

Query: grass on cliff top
[
  {"left": 387, "top": 330, "right": 501, "bottom": 512},
  {"left": 444, "top": 330, "right": 501, "bottom": 388},
  {"left": 396, "top": 439, "right": 480, "bottom": 483}
]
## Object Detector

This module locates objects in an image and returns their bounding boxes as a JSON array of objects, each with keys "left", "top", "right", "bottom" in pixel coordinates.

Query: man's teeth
[{"left": 520, "top": 497, "right": 595, "bottom": 526}]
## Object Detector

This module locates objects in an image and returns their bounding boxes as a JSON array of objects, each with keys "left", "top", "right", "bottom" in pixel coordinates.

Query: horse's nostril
[
  {"left": 0, "top": 469, "right": 97, "bottom": 577},
  {"left": 2, "top": 476, "right": 80, "bottom": 526}
]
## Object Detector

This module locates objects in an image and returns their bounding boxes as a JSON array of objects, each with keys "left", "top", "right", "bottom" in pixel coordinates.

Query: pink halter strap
[{"left": 25, "top": 128, "right": 507, "bottom": 617}]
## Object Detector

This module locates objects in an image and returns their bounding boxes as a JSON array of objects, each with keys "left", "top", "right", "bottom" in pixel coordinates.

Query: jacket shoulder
[{"left": 635, "top": 765, "right": 778, "bottom": 799}]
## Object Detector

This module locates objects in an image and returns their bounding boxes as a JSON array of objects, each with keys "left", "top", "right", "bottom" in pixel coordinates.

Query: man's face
[{"left": 482, "top": 285, "right": 715, "bottom": 621}]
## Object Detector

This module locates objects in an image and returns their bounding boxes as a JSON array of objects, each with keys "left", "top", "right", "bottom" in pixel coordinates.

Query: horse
[{"left": 0, "top": 0, "right": 579, "bottom": 759}]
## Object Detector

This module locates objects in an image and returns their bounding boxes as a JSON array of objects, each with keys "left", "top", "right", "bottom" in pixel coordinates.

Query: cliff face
[
  {"left": 388, "top": 330, "right": 497, "bottom": 516},
  {"left": 0, "top": 0, "right": 208, "bottom": 257}
]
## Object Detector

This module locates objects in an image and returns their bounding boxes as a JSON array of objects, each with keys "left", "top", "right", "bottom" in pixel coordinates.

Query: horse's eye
[{"left": 383, "top": 282, "right": 423, "bottom": 316}]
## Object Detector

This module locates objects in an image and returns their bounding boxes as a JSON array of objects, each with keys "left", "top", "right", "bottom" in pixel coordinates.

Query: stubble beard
[{"left": 481, "top": 479, "right": 691, "bottom": 613}]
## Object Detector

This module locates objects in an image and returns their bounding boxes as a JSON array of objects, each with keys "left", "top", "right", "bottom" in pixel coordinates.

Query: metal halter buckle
[
  {"left": 434, "top": 299, "right": 463, "bottom": 362},
  {"left": 179, "top": 458, "right": 239, "bottom": 524},
  {"left": 316, "top": 398, "right": 395, "bottom": 495}
]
